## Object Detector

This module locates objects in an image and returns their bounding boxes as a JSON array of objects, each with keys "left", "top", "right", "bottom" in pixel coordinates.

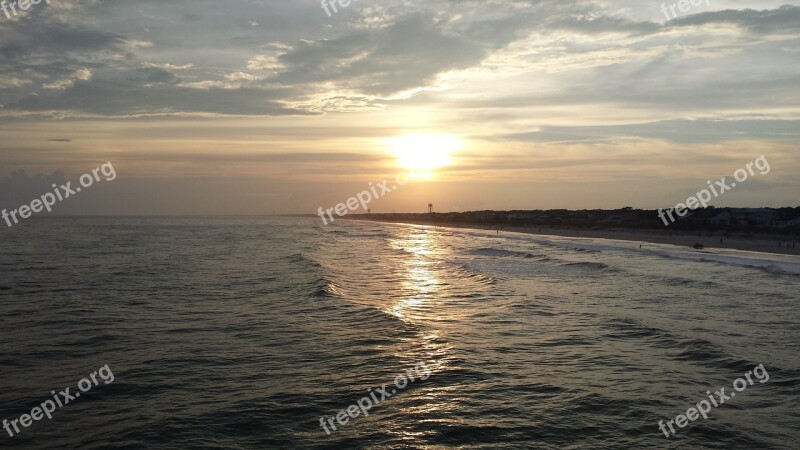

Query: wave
[
  {"left": 469, "top": 247, "right": 540, "bottom": 259},
  {"left": 649, "top": 250, "right": 800, "bottom": 276},
  {"left": 312, "top": 278, "right": 346, "bottom": 299},
  {"left": 601, "top": 317, "right": 763, "bottom": 372},
  {"left": 283, "top": 253, "right": 322, "bottom": 268},
  {"left": 561, "top": 261, "right": 612, "bottom": 271},
  {"left": 343, "top": 232, "right": 391, "bottom": 238},
  {"left": 451, "top": 263, "right": 498, "bottom": 285},
  {"left": 495, "top": 232, "right": 800, "bottom": 277}
]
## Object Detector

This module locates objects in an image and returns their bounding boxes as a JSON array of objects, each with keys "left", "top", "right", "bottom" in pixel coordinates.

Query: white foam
[{"left": 456, "top": 228, "right": 800, "bottom": 276}]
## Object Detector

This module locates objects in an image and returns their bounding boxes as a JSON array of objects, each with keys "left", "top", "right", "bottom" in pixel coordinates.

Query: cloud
[
  {"left": 42, "top": 68, "right": 93, "bottom": 90},
  {"left": 7, "top": 81, "right": 306, "bottom": 116},
  {"left": 265, "top": 13, "right": 530, "bottom": 96},
  {"left": 505, "top": 119, "right": 800, "bottom": 144},
  {"left": 0, "top": 78, "right": 32, "bottom": 89},
  {"left": 0, "top": 1, "right": 797, "bottom": 121},
  {"left": 669, "top": 5, "right": 800, "bottom": 34}
]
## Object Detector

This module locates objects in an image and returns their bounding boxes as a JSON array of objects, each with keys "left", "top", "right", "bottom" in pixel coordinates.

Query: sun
[{"left": 385, "top": 134, "right": 462, "bottom": 178}]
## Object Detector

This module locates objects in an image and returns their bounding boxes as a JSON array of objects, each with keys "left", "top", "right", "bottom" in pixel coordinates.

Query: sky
[{"left": 0, "top": 0, "right": 798, "bottom": 215}]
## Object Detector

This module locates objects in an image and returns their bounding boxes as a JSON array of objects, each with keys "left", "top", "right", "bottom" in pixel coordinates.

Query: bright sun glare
[{"left": 386, "top": 134, "right": 462, "bottom": 178}]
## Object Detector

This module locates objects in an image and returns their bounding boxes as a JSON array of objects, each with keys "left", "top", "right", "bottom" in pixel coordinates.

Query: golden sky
[{"left": 0, "top": 0, "right": 798, "bottom": 214}]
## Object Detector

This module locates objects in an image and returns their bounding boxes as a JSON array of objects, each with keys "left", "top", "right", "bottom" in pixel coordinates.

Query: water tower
[{"left": 428, "top": 203, "right": 433, "bottom": 214}]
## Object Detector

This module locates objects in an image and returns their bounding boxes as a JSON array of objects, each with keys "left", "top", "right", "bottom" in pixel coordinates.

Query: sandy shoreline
[{"left": 349, "top": 218, "right": 800, "bottom": 256}]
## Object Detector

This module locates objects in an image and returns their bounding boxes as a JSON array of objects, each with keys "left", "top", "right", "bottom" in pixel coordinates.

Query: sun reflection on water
[
  {"left": 384, "top": 227, "right": 456, "bottom": 377},
  {"left": 386, "top": 227, "right": 444, "bottom": 322}
]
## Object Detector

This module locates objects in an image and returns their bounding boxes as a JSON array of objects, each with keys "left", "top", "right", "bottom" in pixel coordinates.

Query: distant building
[
  {"left": 708, "top": 211, "right": 732, "bottom": 226},
  {"left": 599, "top": 210, "right": 638, "bottom": 224},
  {"left": 472, "top": 211, "right": 500, "bottom": 221},
  {"left": 732, "top": 208, "right": 777, "bottom": 227},
  {"left": 506, "top": 212, "right": 541, "bottom": 220},
  {"left": 774, "top": 217, "right": 800, "bottom": 228}
]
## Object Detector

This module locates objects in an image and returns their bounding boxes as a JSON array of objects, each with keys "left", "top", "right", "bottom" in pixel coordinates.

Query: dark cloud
[
  {"left": 0, "top": 23, "right": 128, "bottom": 60},
  {"left": 505, "top": 119, "right": 800, "bottom": 144},
  {"left": 0, "top": 1, "right": 798, "bottom": 118},
  {"left": 6, "top": 75, "right": 306, "bottom": 116},
  {"left": 549, "top": 15, "right": 660, "bottom": 35},
  {"left": 670, "top": 5, "right": 800, "bottom": 33},
  {"left": 270, "top": 14, "right": 525, "bottom": 95}
]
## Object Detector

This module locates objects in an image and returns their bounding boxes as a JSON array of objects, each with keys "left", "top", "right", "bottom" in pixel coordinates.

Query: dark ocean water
[{"left": 1, "top": 216, "right": 798, "bottom": 449}]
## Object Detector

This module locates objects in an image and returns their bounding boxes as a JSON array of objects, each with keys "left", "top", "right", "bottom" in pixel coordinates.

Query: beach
[{"left": 349, "top": 217, "right": 800, "bottom": 256}]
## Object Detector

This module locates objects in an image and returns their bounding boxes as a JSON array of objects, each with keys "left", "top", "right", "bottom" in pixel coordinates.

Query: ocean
[{"left": 1, "top": 216, "right": 798, "bottom": 449}]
